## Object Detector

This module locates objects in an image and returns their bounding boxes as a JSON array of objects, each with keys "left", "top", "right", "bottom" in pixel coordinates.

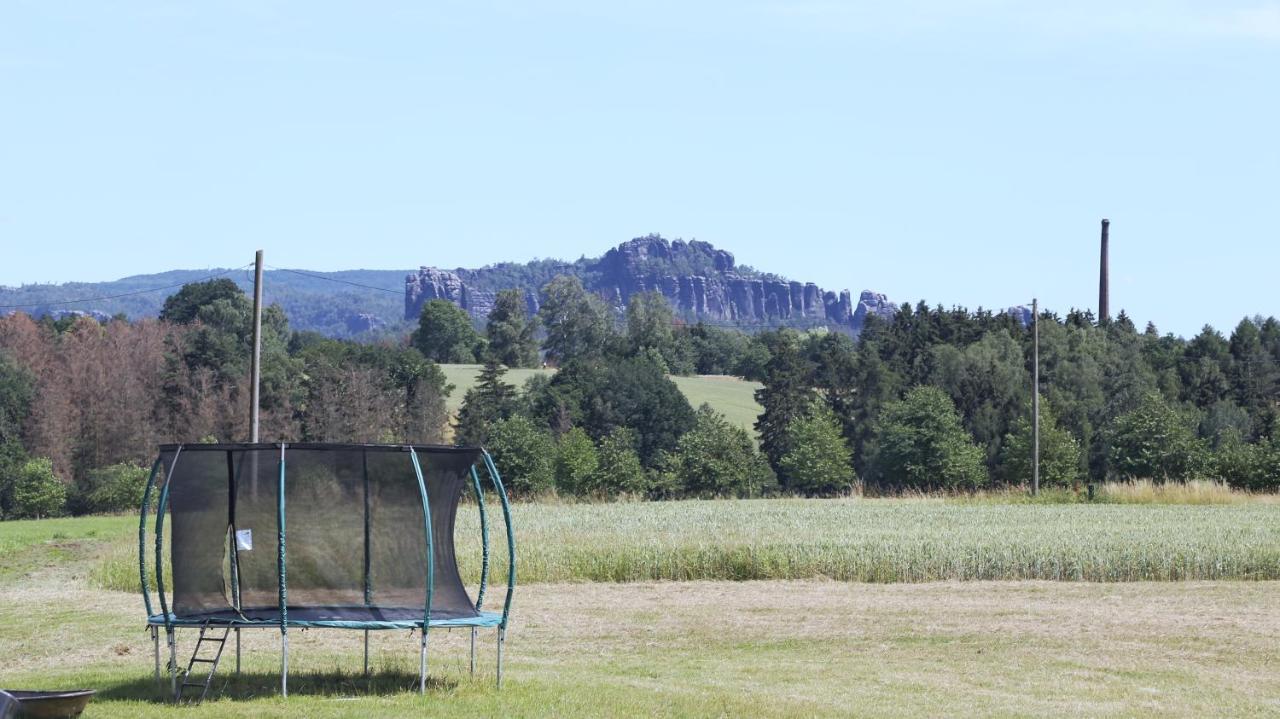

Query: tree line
[
  {"left": 1, "top": 273, "right": 1278, "bottom": 518},
  {"left": 751, "top": 305, "right": 1280, "bottom": 494}
]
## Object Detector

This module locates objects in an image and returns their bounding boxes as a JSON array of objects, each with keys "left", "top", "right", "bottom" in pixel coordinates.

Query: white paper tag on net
[{"left": 235, "top": 529, "right": 253, "bottom": 551}]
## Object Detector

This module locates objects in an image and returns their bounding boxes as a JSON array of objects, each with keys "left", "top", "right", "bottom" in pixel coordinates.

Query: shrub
[
  {"left": 587, "top": 428, "right": 649, "bottom": 497},
  {"left": 11, "top": 457, "right": 67, "bottom": 519},
  {"left": 661, "top": 405, "right": 776, "bottom": 498},
  {"left": 412, "top": 299, "right": 484, "bottom": 364},
  {"left": 872, "top": 386, "right": 987, "bottom": 490},
  {"left": 554, "top": 427, "right": 599, "bottom": 495},
  {"left": 1213, "top": 430, "right": 1280, "bottom": 492},
  {"left": 1107, "top": 393, "right": 1208, "bottom": 481},
  {"left": 485, "top": 415, "right": 555, "bottom": 496},
  {"left": 80, "top": 463, "right": 150, "bottom": 514},
  {"left": 998, "top": 400, "right": 1084, "bottom": 488},
  {"left": 778, "top": 401, "right": 854, "bottom": 496}
]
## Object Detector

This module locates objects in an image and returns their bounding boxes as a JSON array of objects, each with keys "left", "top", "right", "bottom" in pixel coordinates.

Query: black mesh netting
[{"left": 161, "top": 444, "right": 481, "bottom": 625}]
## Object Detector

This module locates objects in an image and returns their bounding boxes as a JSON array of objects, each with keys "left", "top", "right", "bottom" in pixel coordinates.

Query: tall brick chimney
[{"left": 1098, "top": 219, "right": 1110, "bottom": 323}]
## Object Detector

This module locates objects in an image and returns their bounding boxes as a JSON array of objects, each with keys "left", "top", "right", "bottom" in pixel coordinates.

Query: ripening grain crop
[
  {"left": 450, "top": 498, "right": 1280, "bottom": 584},
  {"left": 93, "top": 497, "right": 1280, "bottom": 593}
]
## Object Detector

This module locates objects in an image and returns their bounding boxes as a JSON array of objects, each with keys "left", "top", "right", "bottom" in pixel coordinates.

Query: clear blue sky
[{"left": 2, "top": 2, "right": 1276, "bottom": 337}]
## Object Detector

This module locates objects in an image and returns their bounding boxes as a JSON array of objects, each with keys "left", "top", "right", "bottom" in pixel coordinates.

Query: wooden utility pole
[
  {"left": 1032, "top": 297, "right": 1040, "bottom": 496},
  {"left": 250, "top": 250, "right": 264, "bottom": 442},
  {"left": 242, "top": 249, "right": 264, "bottom": 677}
]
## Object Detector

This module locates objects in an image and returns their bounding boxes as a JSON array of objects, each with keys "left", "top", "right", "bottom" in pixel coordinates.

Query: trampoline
[{"left": 137, "top": 443, "right": 514, "bottom": 699}]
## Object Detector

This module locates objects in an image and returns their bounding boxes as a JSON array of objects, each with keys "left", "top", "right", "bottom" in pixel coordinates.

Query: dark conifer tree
[
  {"left": 455, "top": 358, "right": 518, "bottom": 446},
  {"left": 753, "top": 331, "right": 815, "bottom": 483},
  {"left": 486, "top": 289, "right": 540, "bottom": 368}
]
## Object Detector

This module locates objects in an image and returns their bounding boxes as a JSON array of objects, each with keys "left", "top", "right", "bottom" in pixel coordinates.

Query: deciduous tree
[{"left": 872, "top": 386, "right": 987, "bottom": 490}]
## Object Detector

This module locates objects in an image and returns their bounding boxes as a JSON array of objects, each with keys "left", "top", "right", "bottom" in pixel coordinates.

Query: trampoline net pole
[
  {"left": 278, "top": 443, "right": 288, "bottom": 698},
  {"left": 138, "top": 457, "right": 162, "bottom": 619},
  {"left": 469, "top": 465, "right": 490, "bottom": 611},
  {"left": 154, "top": 446, "right": 183, "bottom": 637},
  {"left": 408, "top": 446, "right": 433, "bottom": 693},
  {"left": 480, "top": 449, "right": 515, "bottom": 627}
]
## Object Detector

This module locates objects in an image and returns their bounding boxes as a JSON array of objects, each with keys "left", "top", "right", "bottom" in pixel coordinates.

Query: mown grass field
[
  {"left": 4, "top": 499, "right": 1280, "bottom": 717},
  {"left": 438, "top": 364, "right": 764, "bottom": 435}
]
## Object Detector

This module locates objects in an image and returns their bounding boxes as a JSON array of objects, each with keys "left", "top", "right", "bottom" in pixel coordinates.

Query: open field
[
  {"left": 438, "top": 364, "right": 764, "bottom": 435},
  {"left": 2, "top": 563, "right": 1278, "bottom": 717},
  {"left": 5, "top": 503, "right": 1280, "bottom": 717},
  {"left": 80, "top": 497, "right": 1280, "bottom": 593},
  {"left": 667, "top": 373, "right": 764, "bottom": 434},
  {"left": 438, "top": 364, "right": 554, "bottom": 413}
]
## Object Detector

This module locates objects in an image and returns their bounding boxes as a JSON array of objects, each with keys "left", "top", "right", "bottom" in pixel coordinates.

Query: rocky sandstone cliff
[{"left": 405, "top": 235, "right": 896, "bottom": 333}]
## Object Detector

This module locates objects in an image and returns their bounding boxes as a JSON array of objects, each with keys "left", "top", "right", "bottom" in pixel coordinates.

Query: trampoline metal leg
[
  {"left": 235, "top": 628, "right": 241, "bottom": 676},
  {"left": 496, "top": 627, "right": 505, "bottom": 690},
  {"left": 363, "top": 630, "right": 369, "bottom": 677},
  {"left": 166, "top": 628, "right": 177, "bottom": 701},
  {"left": 281, "top": 631, "right": 289, "bottom": 698},
  {"left": 151, "top": 626, "right": 159, "bottom": 684},
  {"left": 418, "top": 629, "right": 428, "bottom": 695},
  {"left": 469, "top": 628, "right": 476, "bottom": 676}
]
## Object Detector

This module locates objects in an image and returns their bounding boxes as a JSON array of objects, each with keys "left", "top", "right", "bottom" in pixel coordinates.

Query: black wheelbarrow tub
[{"left": 0, "top": 689, "right": 95, "bottom": 718}]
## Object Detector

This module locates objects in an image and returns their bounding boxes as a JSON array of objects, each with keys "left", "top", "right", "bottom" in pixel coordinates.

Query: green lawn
[{"left": 438, "top": 365, "right": 763, "bottom": 435}]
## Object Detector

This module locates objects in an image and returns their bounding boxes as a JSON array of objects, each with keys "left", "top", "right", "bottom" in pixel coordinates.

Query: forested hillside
[
  {"left": 0, "top": 267, "right": 410, "bottom": 338},
  {"left": 0, "top": 272, "right": 1277, "bottom": 520}
]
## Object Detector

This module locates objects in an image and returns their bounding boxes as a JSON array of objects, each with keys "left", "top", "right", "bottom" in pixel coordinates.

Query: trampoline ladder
[{"left": 178, "top": 624, "right": 230, "bottom": 703}]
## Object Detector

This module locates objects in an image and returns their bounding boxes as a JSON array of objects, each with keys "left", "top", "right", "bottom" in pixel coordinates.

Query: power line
[
  {"left": 265, "top": 266, "right": 403, "bottom": 295},
  {"left": 0, "top": 264, "right": 254, "bottom": 310}
]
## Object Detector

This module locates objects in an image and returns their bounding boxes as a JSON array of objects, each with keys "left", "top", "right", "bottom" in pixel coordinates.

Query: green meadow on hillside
[{"left": 438, "top": 365, "right": 764, "bottom": 436}]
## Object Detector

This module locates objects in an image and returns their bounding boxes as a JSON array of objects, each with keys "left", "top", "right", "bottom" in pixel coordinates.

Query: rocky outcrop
[
  {"left": 852, "top": 291, "right": 896, "bottom": 327},
  {"left": 405, "top": 235, "right": 893, "bottom": 333},
  {"left": 404, "top": 267, "right": 539, "bottom": 322},
  {"left": 1001, "top": 305, "right": 1033, "bottom": 326},
  {"left": 345, "top": 313, "right": 385, "bottom": 334}
]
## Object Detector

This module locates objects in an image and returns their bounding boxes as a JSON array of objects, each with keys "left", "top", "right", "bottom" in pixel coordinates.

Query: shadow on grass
[{"left": 95, "top": 669, "right": 461, "bottom": 704}]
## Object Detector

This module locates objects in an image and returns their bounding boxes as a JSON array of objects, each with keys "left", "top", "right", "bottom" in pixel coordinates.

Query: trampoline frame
[{"left": 137, "top": 442, "right": 516, "bottom": 700}]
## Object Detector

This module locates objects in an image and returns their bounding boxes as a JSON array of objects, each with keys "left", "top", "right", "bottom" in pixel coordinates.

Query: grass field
[
  {"left": 438, "top": 364, "right": 554, "bottom": 413},
  {"left": 438, "top": 364, "right": 764, "bottom": 435},
  {"left": 3, "top": 565, "right": 1279, "bottom": 717},
  {"left": 6, "top": 500, "right": 1280, "bottom": 717}
]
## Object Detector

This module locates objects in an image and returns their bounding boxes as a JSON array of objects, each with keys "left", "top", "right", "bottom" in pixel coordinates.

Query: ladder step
[{"left": 191, "top": 658, "right": 216, "bottom": 663}]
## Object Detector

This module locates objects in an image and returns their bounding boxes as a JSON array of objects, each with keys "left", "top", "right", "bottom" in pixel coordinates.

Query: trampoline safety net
[{"left": 157, "top": 444, "right": 482, "bottom": 626}]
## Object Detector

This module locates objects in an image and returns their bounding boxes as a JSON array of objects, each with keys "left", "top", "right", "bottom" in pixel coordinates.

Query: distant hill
[
  {"left": 0, "top": 268, "right": 413, "bottom": 338},
  {"left": 1, "top": 235, "right": 910, "bottom": 338}
]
